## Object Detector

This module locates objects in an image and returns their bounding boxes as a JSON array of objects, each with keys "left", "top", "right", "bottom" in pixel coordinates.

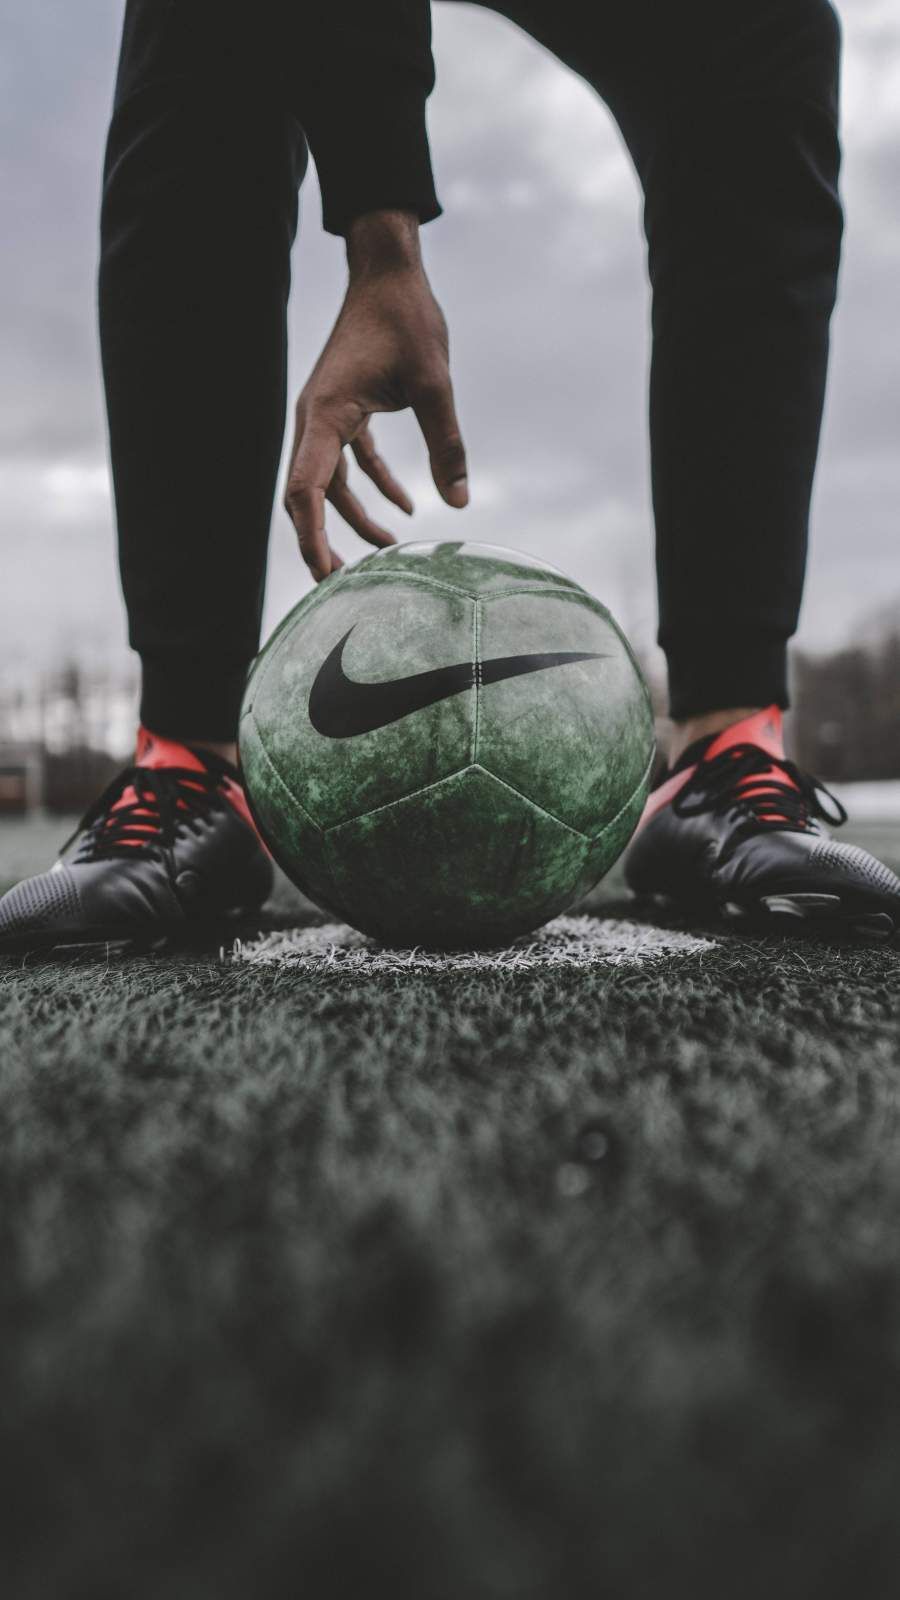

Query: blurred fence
[
  {"left": 0, "top": 625, "right": 897, "bottom": 815},
  {"left": 0, "top": 663, "right": 135, "bottom": 814},
  {"left": 791, "top": 631, "right": 900, "bottom": 782},
  {"left": 637, "top": 620, "right": 900, "bottom": 785}
]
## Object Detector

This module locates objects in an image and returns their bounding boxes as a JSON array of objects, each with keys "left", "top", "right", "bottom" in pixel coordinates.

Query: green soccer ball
[{"left": 239, "top": 541, "right": 655, "bottom": 948}]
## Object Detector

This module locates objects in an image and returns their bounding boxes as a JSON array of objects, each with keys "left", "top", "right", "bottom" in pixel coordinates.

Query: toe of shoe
[
  {"left": 719, "top": 835, "right": 900, "bottom": 935},
  {"left": 807, "top": 838, "right": 900, "bottom": 903},
  {"left": 0, "top": 867, "right": 85, "bottom": 950},
  {"left": 806, "top": 839, "right": 900, "bottom": 933}
]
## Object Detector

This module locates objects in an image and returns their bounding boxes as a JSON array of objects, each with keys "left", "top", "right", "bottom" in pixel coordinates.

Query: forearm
[{"left": 299, "top": 1, "right": 441, "bottom": 236}]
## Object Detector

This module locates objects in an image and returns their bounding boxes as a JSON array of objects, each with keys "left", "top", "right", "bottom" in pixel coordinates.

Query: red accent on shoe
[
  {"left": 98, "top": 726, "right": 260, "bottom": 849},
  {"left": 635, "top": 707, "right": 789, "bottom": 832},
  {"left": 134, "top": 725, "right": 209, "bottom": 774},
  {"left": 703, "top": 706, "right": 784, "bottom": 762},
  {"left": 135, "top": 724, "right": 264, "bottom": 842},
  {"left": 101, "top": 728, "right": 210, "bottom": 847},
  {"left": 705, "top": 706, "right": 794, "bottom": 823},
  {"left": 219, "top": 775, "right": 258, "bottom": 834},
  {"left": 638, "top": 763, "right": 699, "bottom": 828}
]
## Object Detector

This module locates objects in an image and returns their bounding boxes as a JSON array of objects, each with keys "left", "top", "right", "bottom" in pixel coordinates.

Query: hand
[{"left": 284, "top": 210, "right": 468, "bottom": 581}]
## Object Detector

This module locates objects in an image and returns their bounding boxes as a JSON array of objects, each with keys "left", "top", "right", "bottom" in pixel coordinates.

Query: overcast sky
[{"left": 1, "top": 0, "right": 898, "bottom": 685}]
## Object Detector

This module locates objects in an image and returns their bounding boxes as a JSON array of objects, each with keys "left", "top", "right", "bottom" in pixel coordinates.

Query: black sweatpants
[{"left": 99, "top": 0, "right": 844, "bottom": 738}]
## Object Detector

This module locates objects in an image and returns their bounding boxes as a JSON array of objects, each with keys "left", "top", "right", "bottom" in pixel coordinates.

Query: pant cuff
[
  {"left": 140, "top": 656, "right": 253, "bottom": 744},
  {"left": 664, "top": 630, "right": 789, "bottom": 721}
]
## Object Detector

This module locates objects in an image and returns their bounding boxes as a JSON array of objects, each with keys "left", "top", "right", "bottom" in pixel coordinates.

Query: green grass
[{"left": 1, "top": 820, "right": 899, "bottom": 1597}]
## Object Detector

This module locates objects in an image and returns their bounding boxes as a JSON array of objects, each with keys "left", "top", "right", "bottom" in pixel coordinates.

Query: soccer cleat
[
  {"left": 625, "top": 707, "right": 900, "bottom": 939},
  {"left": 0, "top": 727, "right": 273, "bottom": 955}
]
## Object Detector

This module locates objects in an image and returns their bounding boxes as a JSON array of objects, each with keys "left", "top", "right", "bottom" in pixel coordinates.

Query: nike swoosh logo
[{"left": 308, "top": 627, "right": 606, "bottom": 739}]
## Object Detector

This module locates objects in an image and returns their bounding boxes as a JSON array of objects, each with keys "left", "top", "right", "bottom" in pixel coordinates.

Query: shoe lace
[
  {"left": 672, "top": 742, "right": 847, "bottom": 839},
  {"left": 65, "top": 765, "right": 222, "bottom": 864}
]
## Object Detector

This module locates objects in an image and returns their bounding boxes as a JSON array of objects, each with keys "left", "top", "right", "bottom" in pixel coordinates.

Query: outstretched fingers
[
  {"left": 327, "top": 469, "right": 396, "bottom": 551},
  {"left": 411, "top": 377, "right": 469, "bottom": 508},
  {"left": 288, "top": 367, "right": 468, "bottom": 583},
  {"left": 284, "top": 414, "right": 344, "bottom": 580},
  {"left": 351, "top": 424, "right": 414, "bottom": 516}
]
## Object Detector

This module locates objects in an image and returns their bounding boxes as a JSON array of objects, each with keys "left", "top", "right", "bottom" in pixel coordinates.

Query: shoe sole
[
  {"left": 722, "top": 892, "right": 895, "bottom": 941},
  {"left": 0, "top": 907, "right": 264, "bottom": 960},
  {"left": 642, "top": 889, "right": 896, "bottom": 942}
]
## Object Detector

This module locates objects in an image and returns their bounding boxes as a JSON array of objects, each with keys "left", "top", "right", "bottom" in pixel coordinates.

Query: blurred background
[{"left": 0, "top": 0, "right": 897, "bottom": 844}]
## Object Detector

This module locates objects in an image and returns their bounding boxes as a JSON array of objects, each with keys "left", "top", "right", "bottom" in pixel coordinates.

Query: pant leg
[
  {"left": 100, "top": 1, "right": 307, "bottom": 741},
  {"left": 470, "top": 0, "right": 844, "bottom": 718},
  {"left": 637, "top": 0, "right": 844, "bottom": 718}
]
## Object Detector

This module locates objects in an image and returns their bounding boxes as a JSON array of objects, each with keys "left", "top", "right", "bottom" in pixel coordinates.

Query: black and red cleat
[
  {"left": 0, "top": 727, "right": 273, "bottom": 956},
  {"left": 625, "top": 707, "right": 900, "bottom": 940}
]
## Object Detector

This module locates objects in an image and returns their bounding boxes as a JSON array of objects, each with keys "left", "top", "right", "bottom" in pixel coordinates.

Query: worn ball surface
[{"left": 240, "top": 541, "right": 655, "bottom": 948}]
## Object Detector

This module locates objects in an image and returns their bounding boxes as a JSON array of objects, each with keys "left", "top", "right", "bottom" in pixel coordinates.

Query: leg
[
  {"left": 439, "top": 2, "right": 897, "bottom": 942},
  {"left": 100, "top": 0, "right": 307, "bottom": 743},
  {"left": 621, "top": 0, "right": 844, "bottom": 725},
  {"left": 479, "top": 0, "right": 843, "bottom": 731}
]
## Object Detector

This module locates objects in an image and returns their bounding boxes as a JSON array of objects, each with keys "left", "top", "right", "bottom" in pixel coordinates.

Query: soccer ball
[{"left": 239, "top": 541, "right": 655, "bottom": 948}]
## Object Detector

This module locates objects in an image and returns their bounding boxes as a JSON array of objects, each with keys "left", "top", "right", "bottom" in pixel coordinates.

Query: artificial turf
[{"left": 1, "top": 831, "right": 899, "bottom": 1597}]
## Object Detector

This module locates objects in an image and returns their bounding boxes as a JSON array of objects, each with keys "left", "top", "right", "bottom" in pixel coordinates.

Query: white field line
[{"left": 228, "top": 915, "right": 716, "bottom": 976}]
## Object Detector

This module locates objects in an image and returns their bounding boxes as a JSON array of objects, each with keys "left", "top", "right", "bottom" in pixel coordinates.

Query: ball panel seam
[
  {"left": 468, "top": 765, "right": 590, "bottom": 839},
  {"left": 590, "top": 747, "right": 655, "bottom": 845},
  {"left": 247, "top": 715, "right": 326, "bottom": 834},
  {"left": 246, "top": 576, "right": 347, "bottom": 715},
  {"left": 480, "top": 585, "right": 614, "bottom": 611},
  {"left": 334, "top": 569, "right": 476, "bottom": 599},
  {"left": 323, "top": 763, "right": 591, "bottom": 841},
  {"left": 471, "top": 599, "right": 482, "bottom": 765},
  {"left": 323, "top": 765, "right": 474, "bottom": 834}
]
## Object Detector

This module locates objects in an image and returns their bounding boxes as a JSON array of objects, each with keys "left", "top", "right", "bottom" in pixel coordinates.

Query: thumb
[{"left": 411, "top": 376, "right": 469, "bottom": 507}]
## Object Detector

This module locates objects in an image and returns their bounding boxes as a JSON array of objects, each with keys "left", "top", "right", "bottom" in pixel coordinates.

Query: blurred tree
[{"left": 792, "top": 623, "right": 900, "bottom": 781}]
